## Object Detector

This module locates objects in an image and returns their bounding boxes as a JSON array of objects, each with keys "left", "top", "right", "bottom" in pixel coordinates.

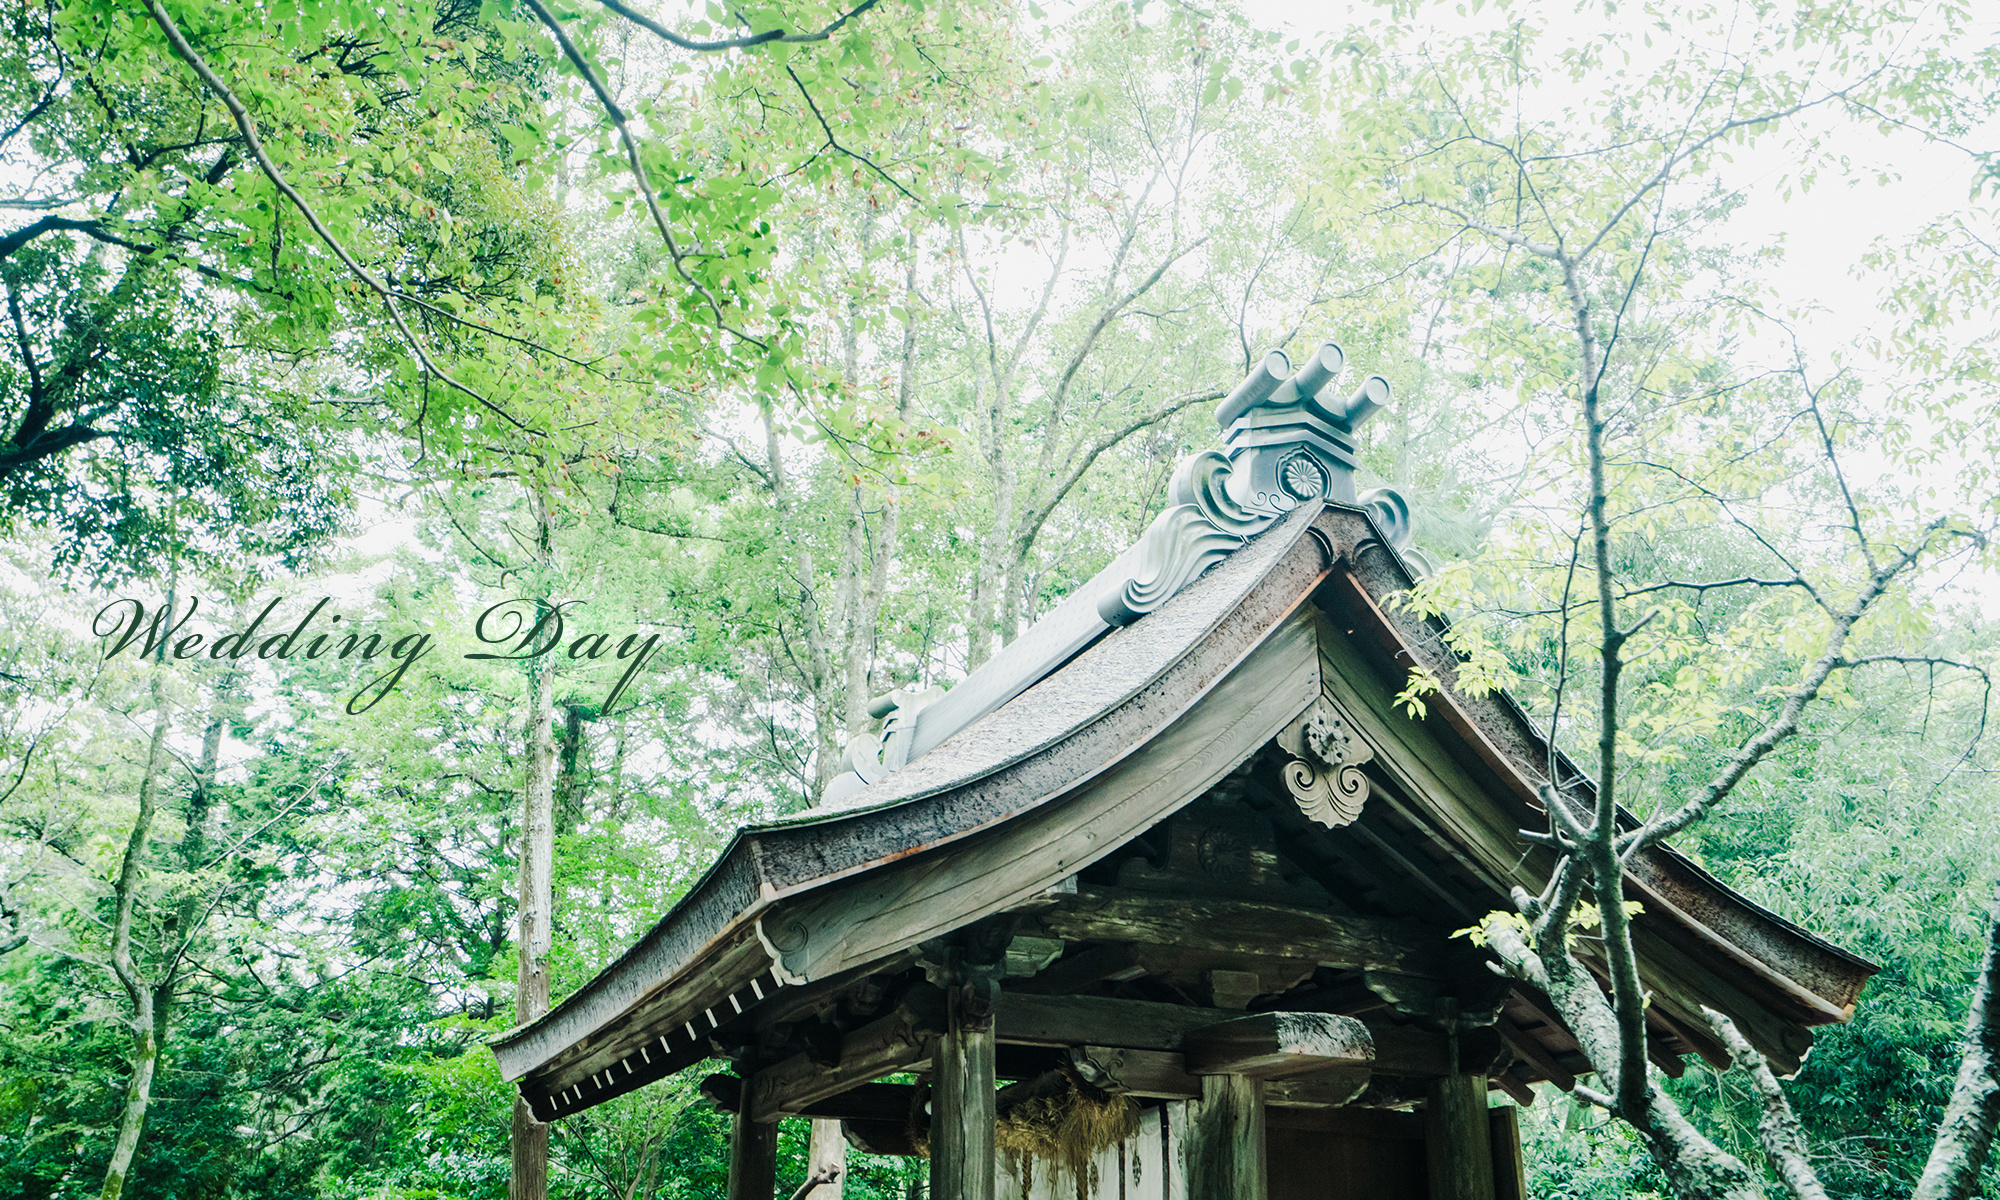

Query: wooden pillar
[
  {"left": 930, "top": 979, "right": 998, "bottom": 1200},
  {"left": 1187, "top": 1073, "right": 1266, "bottom": 1200},
  {"left": 728, "top": 1073, "right": 777, "bottom": 1200},
  {"left": 1424, "top": 1073, "right": 1495, "bottom": 1200},
  {"left": 1488, "top": 1106, "right": 1527, "bottom": 1200}
]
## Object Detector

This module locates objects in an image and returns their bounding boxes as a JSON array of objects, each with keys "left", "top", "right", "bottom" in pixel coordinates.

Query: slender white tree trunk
[
  {"left": 513, "top": 492, "right": 558, "bottom": 1200},
  {"left": 98, "top": 666, "right": 171, "bottom": 1200}
]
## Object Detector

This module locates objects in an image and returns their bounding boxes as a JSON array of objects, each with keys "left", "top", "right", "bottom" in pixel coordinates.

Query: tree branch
[
  {"left": 591, "top": 0, "right": 882, "bottom": 52},
  {"left": 1625, "top": 518, "right": 1973, "bottom": 853},
  {"left": 521, "top": 0, "right": 763, "bottom": 348},
  {"left": 1703, "top": 1006, "right": 1831, "bottom": 1200},
  {"left": 1012, "top": 385, "right": 1222, "bottom": 558},
  {"left": 142, "top": 0, "right": 541, "bottom": 436}
]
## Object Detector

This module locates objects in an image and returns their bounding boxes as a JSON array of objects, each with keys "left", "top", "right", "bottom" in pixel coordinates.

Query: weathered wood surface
[
  {"left": 509, "top": 926, "right": 775, "bottom": 1117},
  {"left": 706, "top": 1075, "right": 918, "bottom": 1126},
  {"left": 727, "top": 1074, "right": 777, "bottom": 1200},
  {"left": 996, "top": 992, "right": 1481, "bottom": 1078},
  {"left": 1496, "top": 1017, "right": 1575, "bottom": 1091},
  {"left": 1072, "top": 1045, "right": 1202, "bottom": 1097},
  {"left": 998, "top": 1102, "right": 1173, "bottom": 1200},
  {"left": 1488, "top": 1106, "right": 1527, "bottom": 1200},
  {"left": 1033, "top": 886, "right": 1449, "bottom": 978},
  {"left": 1073, "top": 1044, "right": 1369, "bottom": 1107},
  {"left": 1188, "top": 1074, "right": 1266, "bottom": 1200},
  {"left": 776, "top": 1053, "right": 1374, "bottom": 1126},
  {"left": 844, "top": 1117, "right": 920, "bottom": 1157},
  {"left": 766, "top": 614, "right": 1325, "bottom": 988},
  {"left": 1266, "top": 1106, "right": 1429, "bottom": 1200},
  {"left": 1423, "top": 1073, "right": 1495, "bottom": 1200},
  {"left": 1586, "top": 928, "right": 1812, "bottom": 1075},
  {"left": 1009, "top": 943, "right": 1147, "bottom": 994},
  {"left": 750, "top": 987, "right": 942, "bottom": 1122},
  {"left": 997, "top": 993, "right": 1234, "bottom": 1050},
  {"left": 1184, "top": 1011, "right": 1373, "bottom": 1079},
  {"left": 1624, "top": 867, "right": 1852, "bottom": 1022},
  {"left": 1487, "top": 1069, "right": 1535, "bottom": 1107},
  {"left": 932, "top": 994, "right": 997, "bottom": 1200},
  {"left": 1266, "top": 1069, "right": 1372, "bottom": 1108},
  {"left": 1313, "top": 617, "right": 1528, "bottom": 898}
]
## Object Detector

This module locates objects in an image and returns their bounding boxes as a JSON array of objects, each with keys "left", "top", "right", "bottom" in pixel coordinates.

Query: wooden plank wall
[
  {"left": 998, "top": 1104, "right": 1178, "bottom": 1200},
  {"left": 993, "top": 1101, "right": 1523, "bottom": 1200}
]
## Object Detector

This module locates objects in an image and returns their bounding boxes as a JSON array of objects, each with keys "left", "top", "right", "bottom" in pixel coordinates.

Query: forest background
[{"left": 0, "top": 0, "right": 1997, "bottom": 1196}]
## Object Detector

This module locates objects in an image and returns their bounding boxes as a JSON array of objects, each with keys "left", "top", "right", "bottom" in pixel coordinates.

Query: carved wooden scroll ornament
[{"left": 1277, "top": 697, "right": 1374, "bottom": 828}]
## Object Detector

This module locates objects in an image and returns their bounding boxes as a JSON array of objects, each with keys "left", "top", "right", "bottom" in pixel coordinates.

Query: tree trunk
[
  {"left": 555, "top": 701, "right": 588, "bottom": 835},
  {"left": 998, "top": 548, "right": 1024, "bottom": 651},
  {"left": 841, "top": 248, "right": 923, "bottom": 729},
  {"left": 761, "top": 405, "right": 840, "bottom": 801},
  {"left": 966, "top": 416, "right": 1014, "bottom": 670},
  {"left": 98, "top": 665, "right": 172, "bottom": 1200},
  {"left": 512, "top": 492, "right": 559, "bottom": 1200},
  {"left": 1915, "top": 884, "right": 2000, "bottom": 1200},
  {"left": 802, "top": 1119, "right": 847, "bottom": 1200},
  {"left": 98, "top": 995, "right": 157, "bottom": 1200}
]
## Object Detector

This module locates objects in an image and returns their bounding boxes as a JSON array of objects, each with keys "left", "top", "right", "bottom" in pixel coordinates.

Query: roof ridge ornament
[
  {"left": 824, "top": 338, "right": 1423, "bottom": 806},
  {"left": 1099, "top": 342, "right": 1413, "bottom": 626}
]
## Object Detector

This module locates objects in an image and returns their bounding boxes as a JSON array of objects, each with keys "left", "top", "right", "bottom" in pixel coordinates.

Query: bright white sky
[
  {"left": 1233, "top": 0, "right": 1995, "bottom": 363},
  {"left": 347, "top": 0, "right": 1999, "bottom": 586}
]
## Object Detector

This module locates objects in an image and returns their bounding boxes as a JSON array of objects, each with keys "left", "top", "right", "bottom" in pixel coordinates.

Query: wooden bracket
[{"left": 1183, "top": 1010, "right": 1373, "bottom": 1080}]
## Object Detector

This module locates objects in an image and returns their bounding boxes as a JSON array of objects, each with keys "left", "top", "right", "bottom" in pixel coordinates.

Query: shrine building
[{"left": 490, "top": 342, "right": 1873, "bottom": 1200}]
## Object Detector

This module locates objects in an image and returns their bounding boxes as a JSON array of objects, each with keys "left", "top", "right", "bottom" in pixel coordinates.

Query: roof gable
[
  {"left": 490, "top": 343, "right": 1874, "bottom": 1123},
  {"left": 491, "top": 502, "right": 1872, "bottom": 1120}
]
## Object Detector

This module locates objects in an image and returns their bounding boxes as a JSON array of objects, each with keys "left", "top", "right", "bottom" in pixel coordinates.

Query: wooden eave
[
  {"left": 492, "top": 503, "right": 1339, "bottom": 1115},
  {"left": 490, "top": 503, "right": 1875, "bottom": 1119}
]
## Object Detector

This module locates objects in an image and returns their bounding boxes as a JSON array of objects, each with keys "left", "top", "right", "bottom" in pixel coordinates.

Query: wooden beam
[
  {"left": 996, "top": 992, "right": 1221, "bottom": 1050},
  {"left": 1012, "top": 943, "right": 1146, "bottom": 994},
  {"left": 1266, "top": 1069, "right": 1371, "bottom": 1109},
  {"left": 843, "top": 1118, "right": 919, "bottom": 1157},
  {"left": 1489, "top": 1069, "right": 1536, "bottom": 1107},
  {"left": 1034, "top": 886, "right": 1448, "bottom": 977},
  {"left": 750, "top": 956, "right": 919, "bottom": 1033},
  {"left": 995, "top": 991, "right": 1493, "bottom": 1078},
  {"left": 1424, "top": 1074, "right": 1495, "bottom": 1200},
  {"left": 728, "top": 1069, "right": 777, "bottom": 1200},
  {"left": 750, "top": 987, "right": 942, "bottom": 1123},
  {"left": 1073, "top": 1045, "right": 1369, "bottom": 1107},
  {"left": 1642, "top": 999, "right": 1732, "bottom": 1072},
  {"left": 1071, "top": 1045, "right": 1200, "bottom": 1098},
  {"left": 1183, "top": 1011, "right": 1372, "bottom": 1080},
  {"left": 1496, "top": 1017, "right": 1575, "bottom": 1091},
  {"left": 763, "top": 1080, "right": 917, "bottom": 1125},
  {"left": 1187, "top": 1073, "right": 1266, "bottom": 1200}
]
